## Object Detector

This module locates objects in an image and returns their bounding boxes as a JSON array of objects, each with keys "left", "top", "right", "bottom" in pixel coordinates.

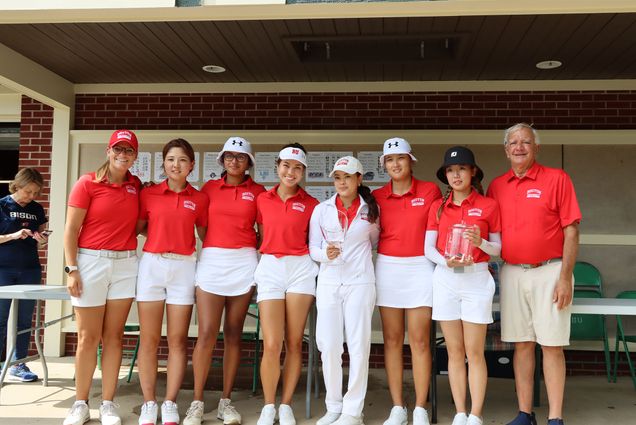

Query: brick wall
[
  {"left": 75, "top": 91, "right": 636, "bottom": 130},
  {"left": 18, "top": 96, "right": 53, "bottom": 356}
]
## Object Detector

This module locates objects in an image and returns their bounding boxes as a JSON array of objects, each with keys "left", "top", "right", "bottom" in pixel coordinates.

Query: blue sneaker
[
  {"left": 547, "top": 420, "right": 564, "bottom": 425},
  {"left": 8, "top": 363, "right": 38, "bottom": 382},
  {"left": 506, "top": 412, "right": 537, "bottom": 425}
]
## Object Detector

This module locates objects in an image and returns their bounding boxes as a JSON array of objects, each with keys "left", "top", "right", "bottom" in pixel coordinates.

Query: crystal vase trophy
[
  {"left": 320, "top": 210, "right": 348, "bottom": 265},
  {"left": 444, "top": 223, "right": 473, "bottom": 262}
]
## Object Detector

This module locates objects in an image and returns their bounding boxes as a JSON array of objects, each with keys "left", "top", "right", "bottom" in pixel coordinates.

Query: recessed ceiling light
[
  {"left": 202, "top": 65, "right": 226, "bottom": 73},
  {"left": 536, "top": 60, "right": 562, "bottom": 70}
]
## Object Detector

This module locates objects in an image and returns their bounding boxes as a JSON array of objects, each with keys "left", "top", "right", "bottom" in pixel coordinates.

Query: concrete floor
[{"left": 0, "top": 358, "right": 634, "bottom": 425}]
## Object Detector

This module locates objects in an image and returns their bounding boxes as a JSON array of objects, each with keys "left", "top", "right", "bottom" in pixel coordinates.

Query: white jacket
[{"left": 309, "top": 194, "right": 380, "bottom": 286}]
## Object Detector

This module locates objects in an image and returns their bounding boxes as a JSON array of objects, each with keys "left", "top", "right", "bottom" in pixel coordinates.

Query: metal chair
[
  {"left": 612, "top": 290, "right": 636, "bottom": 389},
  {"left": 570, "top": 290, "right": 611, "bottom": 381},
  {"left": 573, "top": 261, "right": 603, "bottom": 294}
]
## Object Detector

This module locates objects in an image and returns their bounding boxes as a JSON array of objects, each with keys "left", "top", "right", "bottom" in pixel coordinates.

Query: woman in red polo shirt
[
  {"left": 372, "top": 137, "right": 442, "bottom": 425},
  {"left": 308, "top": 156, "right": 380, "bottom": 425},
  {"left": 183, "top": 137, "right": 265, "bottom": 425},
  {"left": 63, "top": 130, "right": 141, "bottom": 425},
  {"left": 135, "top": 138, "right": 208, "bottom": 425},
  {"left": 254, "top": 143, "right": 319, "bottom": 425},
  {"left": 424, "top": 146, "right": 501, "bottom": 425}
]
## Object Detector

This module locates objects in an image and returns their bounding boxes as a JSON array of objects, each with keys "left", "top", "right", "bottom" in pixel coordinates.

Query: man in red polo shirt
[{"left": 487, "top": 124, "right": 581, "bottom": 425}]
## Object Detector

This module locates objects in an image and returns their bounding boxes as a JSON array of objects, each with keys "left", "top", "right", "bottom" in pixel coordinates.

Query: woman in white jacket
[{"left": 309, "top": 156, "right": 380, "bottom": 425}]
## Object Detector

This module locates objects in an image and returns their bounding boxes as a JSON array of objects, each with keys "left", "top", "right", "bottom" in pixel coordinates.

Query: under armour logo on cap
[
  {"left": 217, "top": 136, "right": 255, "bottom": 167},
  {"left": 380, "top": 137, "right": 417, "bottom": 166},
  {"left": 451, "top": 151, "right": 457, "bottom": 157}
]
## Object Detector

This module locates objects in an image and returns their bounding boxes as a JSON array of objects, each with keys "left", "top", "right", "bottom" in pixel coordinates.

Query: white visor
[{"left": 278, "top": 146, "right": 307, "bottom": 167}]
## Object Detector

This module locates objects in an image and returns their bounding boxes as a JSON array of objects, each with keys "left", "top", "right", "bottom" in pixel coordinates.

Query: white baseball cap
[
  {"left": 216, "top": 137, "right": 256, "bottom": 166},
  {"left": 278, "top": 146, "right": 307, "bottom": 167},
  {"left": 379, "top": 137, "right": 418, "bottom": 166},
  {"left": 329, "top": 156, "right": 364, "bottom": 177}
]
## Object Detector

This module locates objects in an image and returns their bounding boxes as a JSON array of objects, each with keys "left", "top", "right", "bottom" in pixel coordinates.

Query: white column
[{"left": 43, "top": 106, "right": 72, "bottom": 357}]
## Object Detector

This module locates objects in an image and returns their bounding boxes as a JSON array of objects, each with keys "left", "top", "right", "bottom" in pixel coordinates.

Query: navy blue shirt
[{"left": 0, "top": 195, "right": 48, "bottom": 268}]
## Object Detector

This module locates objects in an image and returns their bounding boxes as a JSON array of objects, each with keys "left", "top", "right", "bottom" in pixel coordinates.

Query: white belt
[
  {"left": 452, "top": 262, "right": 489, "bottom": 274},
  {"left": 78, "top": 248, "right": 136, "bottom": 259},
  {"left": 158, "top": 252, "right": 196, "bottom": 262}
]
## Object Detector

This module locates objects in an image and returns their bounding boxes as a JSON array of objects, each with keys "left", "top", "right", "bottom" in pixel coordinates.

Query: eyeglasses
[
  {"left": 111, "top": 146, "right": 136, "bottom": 155},
  {"left": 223, "top": 153, "right": 249, "bottom": 163}
]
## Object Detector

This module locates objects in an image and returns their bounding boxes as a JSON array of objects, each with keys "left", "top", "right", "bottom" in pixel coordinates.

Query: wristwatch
[{"left": 64, "top": 265, "right": 78, "bottom": 274}]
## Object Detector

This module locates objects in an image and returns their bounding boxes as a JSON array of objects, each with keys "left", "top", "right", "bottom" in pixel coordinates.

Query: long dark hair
[
  {"left": 358, "top": 184, "right": 379, "bottom": 224},
  {"left": 436, "top": 168, "right": 484, "bottom": 222}
]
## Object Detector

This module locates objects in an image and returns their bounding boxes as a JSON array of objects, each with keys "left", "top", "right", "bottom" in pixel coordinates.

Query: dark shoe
[
  {"left": 547, "top": 419, "right": 564, "bottom": 425},
  {"left": 506, "top": 412, "right": 537, "bottom": 425}
]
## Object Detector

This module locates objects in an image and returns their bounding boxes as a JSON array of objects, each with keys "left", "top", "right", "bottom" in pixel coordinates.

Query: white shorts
[
  {"left": 254, "top": 254, "right": 318, "bottom": 302},
  {"left": 137, "top": 252, "right": 196, "bottom": 305},
  {"left": 500, "top": 261, "right": 572, "bottom": 346},
  {"left": 375, "top": 254, "right": 434, "bottom": 308},
  {"left": 71, "top": 252, "right": 137, "bottom": 307},
  {"left": 195, "top": 247, "right": 257, "bottom": 296},
  {"left": 432, "top": 263, "right": 495, "bottom": 324}
]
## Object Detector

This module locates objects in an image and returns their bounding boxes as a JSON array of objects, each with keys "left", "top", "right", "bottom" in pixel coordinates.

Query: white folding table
[{"left": 0, "top": 284, "right": 72, "bottom": 403}]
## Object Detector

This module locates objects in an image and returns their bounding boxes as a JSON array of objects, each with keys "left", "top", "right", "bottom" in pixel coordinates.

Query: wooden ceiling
[{"left": 0, "top": 13, "right": 635, "bottom": 84}]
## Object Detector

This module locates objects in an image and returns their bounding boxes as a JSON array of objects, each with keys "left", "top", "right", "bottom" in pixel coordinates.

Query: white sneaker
[
  {"left": 412, "top": 407, "right": 430, "bottom": 425},
  {"left": 316, "top": 411, "right": 341, "bottom": 425},
  {"left": 331, "top": 414, "right": 364, "bottom": 425},
  {"left": 451, "top": 413, "right": 468, "bottom": 425},
  {"left": 161, "top": 400, "right": 180, "bottom": 425},
  {"left": 217, "top": 398, "right": 242, "bottom": 425},
  {"left": 63, "top": 400, "right": 90, "bottom": 425},
  {"left": 278, "top": 404, "right": 296, "bottom": 425},
  {"left": 256, "top": 404, "right": 276, "bottom": 425},
  {"left": 383, "top": 406, "right": 407, "bottom": 425},
  {"left": 139, "top": 401, "right": 159, "bottom": 425},
  {"left": 466, "top": 414, "right": 483, "bottom": 425},
  {"left": 183, "top": 401, "right": 204, "bottom": 425},
  {"left": 100, "top": 401, "right": 122, "bottom": 425}
]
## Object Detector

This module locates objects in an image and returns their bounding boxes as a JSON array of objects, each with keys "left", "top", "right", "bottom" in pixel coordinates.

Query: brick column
[{"left": 18, "top": 95, "right": 53, "bottom": 355}]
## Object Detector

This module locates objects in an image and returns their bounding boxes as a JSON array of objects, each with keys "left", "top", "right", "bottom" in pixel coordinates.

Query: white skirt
[
  {"left": 195, "top": 247, "right": 257, "bottom": 296},
  {"left": 375, "top": 254, "right": 434, "bottom": 308}
]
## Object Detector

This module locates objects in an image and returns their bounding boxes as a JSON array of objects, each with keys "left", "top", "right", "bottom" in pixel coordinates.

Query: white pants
[{"left": 316, "top": 283, "right": 376, "bottom": 417}]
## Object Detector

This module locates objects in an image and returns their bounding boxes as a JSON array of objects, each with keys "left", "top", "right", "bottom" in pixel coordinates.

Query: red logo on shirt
[
  {"left": 292, "top": 202, "right": 306, "bottom": 212},
  {"left": 467, "top": 208, "right": 483, "bottom": 217},
  {"left": 527, "top": 189, "right": 542, "bottom": 199},
  {"left": 242, "top": 192, "right": 255, "bottom": 201},
  {"left": 411, "top": 198, "right": 425, "bottom": 207},
  {"left": 183, "top": 200, "right": 196, "bottom": 211},
  {"left": 125, "top": 185, "right": 137, "bottom": 195}
]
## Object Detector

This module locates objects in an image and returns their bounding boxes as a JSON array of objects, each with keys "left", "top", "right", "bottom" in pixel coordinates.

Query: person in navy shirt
[{"left": 0, "top": 168, "right": 49, "bottom": 382}]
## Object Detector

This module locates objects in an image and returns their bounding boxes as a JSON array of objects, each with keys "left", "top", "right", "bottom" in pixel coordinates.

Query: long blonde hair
[{"left": 94, "top": 160, "right": 110, "bottom": 182}]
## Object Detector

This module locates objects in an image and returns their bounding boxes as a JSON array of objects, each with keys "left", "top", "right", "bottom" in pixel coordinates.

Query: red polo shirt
[
  {"left": 335, "top": 195, "right": 361, "bottom": 228},
  {"left": 68, "top": 172, "right": 140, "bottom": 250},
  {"left": 139, "top": 180, "right": 209, "bottom": 255},
  {"left": 427, "top": 190, "right": 501, "bottom": 264},
  {"left": 201, "top": 176, "right": 266, "bottom": 249},
  {"left": 373, "top": 178, "right": 442, "bottom": 257},
  {"left": 487, "top": 162, "right": 581, "bottom": 264},
  {"left": 257, "top": 185, "right": 319, "bottom": 257}
]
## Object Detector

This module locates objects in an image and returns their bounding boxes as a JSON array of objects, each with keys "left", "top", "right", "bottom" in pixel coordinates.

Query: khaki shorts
[{"left": 500, "top": 261, "right": 573, "bottom": 346}]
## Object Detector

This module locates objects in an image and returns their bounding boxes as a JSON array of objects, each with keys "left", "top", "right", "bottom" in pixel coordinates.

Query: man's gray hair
[{"left": 503, "top": 123, "right": 541, "bottom": 145}]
